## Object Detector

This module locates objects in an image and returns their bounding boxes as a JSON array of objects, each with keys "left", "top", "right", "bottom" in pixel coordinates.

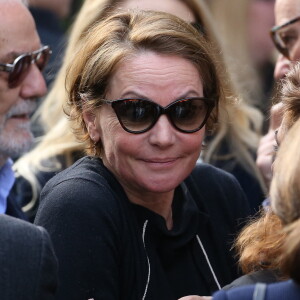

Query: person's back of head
[
  {"left": 233, "top": 61, "right": 300, "bottom": 280},
  {"left": 271, "top": 117, "right": 300, "bottom": 284}
]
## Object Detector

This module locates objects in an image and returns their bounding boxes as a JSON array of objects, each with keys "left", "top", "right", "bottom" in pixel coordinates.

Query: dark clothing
[
  {"left": 213, "top": 280, "right": 300, "bottom": 300},
  {"left": 13, "top": 152, "right": 83, "bottom": 222},
  {"left": 6, "top": 192, "right": 28, "bottom": 221},
  {"left": 210, "top": 138, "right": 265, "bottom": 213},
  {"left": 0, "top": 214, "right": 58, "bottom": 299},
  {"left": 223, "top": 161, "right": 265, "bottom": 214},
  {"left": 13, "top": 169, "right": 57, "bottom": 222},
  {"left": 223, "top": 269, "right": 280, "bottom": 290},
  {"left": 35, "top": 156, "right": 250, "bottom": 299}
]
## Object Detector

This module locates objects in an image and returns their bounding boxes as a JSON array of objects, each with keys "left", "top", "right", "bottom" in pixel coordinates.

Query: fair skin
[
  {"left": 275, "top": 0, "right": 300, "bottom": 65},
  {"left": 256, "top": 102, "right": 284, "bottom": 186},
  {"left": 119, "top": 0, "right": 196, "bottom": 23},
  {"left": 83, "top": 52, "right": 205, "bottom": 230},
  {"left": 256, "top": 0, "right": 300, "bottom": 185},
  {"left": 0, "top": 1, "right": 47, "bottom": 166}
]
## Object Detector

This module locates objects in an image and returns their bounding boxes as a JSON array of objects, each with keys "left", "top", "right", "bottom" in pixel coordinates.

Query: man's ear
[{"left": 82, "top": 111, "right": 100, "bottom": 143}]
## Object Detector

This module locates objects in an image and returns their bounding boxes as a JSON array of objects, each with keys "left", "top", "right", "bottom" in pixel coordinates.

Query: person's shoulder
[
  {"left": 0, "top": 214, "right": 38, "bottom": 233},
  {"left": 267, "top": 280, "right": 300, "bottom": 298},
  {"left": 213, "top": 284, "right": 255, "bottom": 300},
  {"left": 214, "top": 280, "right": 300, "bottom": 300},
  {"left": 0, "top": 215, "right": 58, "bottom": 299},
  {"left": 0, "top": 214, "right": 49, "bottom": 245},
  {"left": 0, "top": 215, "right": 56, "bottom": 272},
  {"left": 222, "top": 270, "right": 279, "bottom": 290},
  {"left": 37, "top": 156, "right": 125, "bottom": 221},
  {"left": 43, "top": 156, "right": 108, "bottom": 189}
]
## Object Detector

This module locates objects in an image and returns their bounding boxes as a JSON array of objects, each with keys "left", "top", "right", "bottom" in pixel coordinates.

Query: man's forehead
[
  {"left": 0, "top": 0, "right": 40, "bottom": 61},
  {"left": 275, "top": 0, "right": 300, "bottom": 24}
]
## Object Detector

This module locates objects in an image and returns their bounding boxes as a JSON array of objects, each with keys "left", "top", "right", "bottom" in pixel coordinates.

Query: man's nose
[
  {"left": 274, "top": 54, "right": 291, "bottom": 80},
  {"left": 19, "top": 63, "right": 47, "bottom": 99}
]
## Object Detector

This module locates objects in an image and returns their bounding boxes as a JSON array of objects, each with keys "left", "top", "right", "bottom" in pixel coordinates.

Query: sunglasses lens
[
  {"left": 9, "top": 55, "right": 31, "bottom": 88},
  {"left": 36, "top": 48, "right": 51, "bottom": 71},
  {"left": 112, "top": 99, "right": 156, "bottom": 132},
  {"left": 169, "top": 99, "right": 208, "bottom": 132}
]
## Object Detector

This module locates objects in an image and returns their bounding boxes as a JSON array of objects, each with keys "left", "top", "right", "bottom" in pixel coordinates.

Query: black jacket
[
  {"left": 35, "top": 156, "right": 250, "bottom": 299},
  {"left": 214, "top": 280, "right": 300, "bottom": 300},
  {"left": 222, "top": 269, "right": 280, "bottom": 290},
  {"left": 6, "top": 192, "right": 28, "bottom": 220},
  {"left": 0, "top": 214, "right": 58, "bottom": 299}
]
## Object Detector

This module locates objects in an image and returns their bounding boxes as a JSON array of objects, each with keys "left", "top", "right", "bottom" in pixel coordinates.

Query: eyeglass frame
[
  {"left": 270, "top": 15, "right": 300, "bottom": 59},
  {"left": 0, "top": 45, "right": 52, "bottom": 87},
  {"left": 101, "top": 97, "right": 215, "bottom": 134}
]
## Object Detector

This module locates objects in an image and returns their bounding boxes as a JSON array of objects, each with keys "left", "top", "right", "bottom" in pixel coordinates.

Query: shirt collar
[{"left": 0, "top": 158, "right": 15, "bottom": 214}]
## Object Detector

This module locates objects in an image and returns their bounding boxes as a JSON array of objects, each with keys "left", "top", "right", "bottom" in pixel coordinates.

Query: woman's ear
[{"left": 82, "top": 111, "right": 100, "bottom": 143}]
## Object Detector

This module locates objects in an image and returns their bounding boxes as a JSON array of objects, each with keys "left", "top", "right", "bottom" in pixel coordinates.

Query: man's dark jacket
[{"left": 0, "top": 214, "right": 58, "bottom": 299}]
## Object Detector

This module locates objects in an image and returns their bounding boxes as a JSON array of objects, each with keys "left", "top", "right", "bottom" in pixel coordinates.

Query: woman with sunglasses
[
  {"left": 14, "top": 0, "right": 265, "bottom": 223},
  {"left": 34, "top": 10, "right": 250, "bottom": 300}
]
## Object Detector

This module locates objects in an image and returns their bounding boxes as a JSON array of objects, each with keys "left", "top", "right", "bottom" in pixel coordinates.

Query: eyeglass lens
[
  {"left": 9, "top": 47, "right": 51, "bottom": 88},
  {"left": 272, "top": 16, "right": 300, "bottom": 58},
  {"left": 111, "top": 98, "right": 212, "bottom": 134}
]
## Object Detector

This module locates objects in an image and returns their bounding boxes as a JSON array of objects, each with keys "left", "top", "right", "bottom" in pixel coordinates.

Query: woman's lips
[{"left": 142, "top": 158, "right": 179, "bottom": 167}]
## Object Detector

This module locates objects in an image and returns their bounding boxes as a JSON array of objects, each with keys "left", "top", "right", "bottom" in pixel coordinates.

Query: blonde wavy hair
[
  {"left": 235, "top": 209, "right": 286, "bottom": 274},
  {"left": 14, "top": 0, "right": 264, "bottom": 214},
  {"left": 271, "top": 118, "right": 300, "bottom": 284},
  {"left": 234, "top": 61, "right": 300, "bottom": 277}
]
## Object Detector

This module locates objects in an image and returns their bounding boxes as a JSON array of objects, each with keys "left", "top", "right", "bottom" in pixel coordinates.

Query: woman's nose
[
  {"left": 148, "top": 115, "right": 176, "bottom": 148},
  {"left": 20, "top": 63, "right": 47, "bottom": 99}
]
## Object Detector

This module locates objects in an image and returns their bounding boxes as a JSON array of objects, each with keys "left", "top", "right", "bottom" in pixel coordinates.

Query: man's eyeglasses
[
  {"left": 102, "top": 97, "right": 215, "bottom": 134},
  {"left": 270, "top": 15, "right": 300, "bottom": 59},
  {"left": 0, "top": 45, "right": 52, "bottom": 88}
]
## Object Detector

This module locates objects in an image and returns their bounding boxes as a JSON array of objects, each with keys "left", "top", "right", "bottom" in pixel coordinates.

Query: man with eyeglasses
[
  {"left": 0, "top": 1, "right": 58, "bottom": 299},
  {"left": 272, "top": 0, "right": 300, "bottom": 79},
  {"left": 0, "top": 0, "right": 51, "bottom": 219},
  {"left": 257, "top": 0, "right": 300, "bottom": 187}
]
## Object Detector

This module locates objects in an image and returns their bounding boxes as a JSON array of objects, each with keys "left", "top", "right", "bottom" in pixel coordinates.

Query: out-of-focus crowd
[{"left": 1, "top": 0, "right": 300, "bottom": 299}]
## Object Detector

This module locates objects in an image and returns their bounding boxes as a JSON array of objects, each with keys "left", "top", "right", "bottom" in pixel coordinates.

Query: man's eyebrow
[
  {"left": 0, "top": 45, "right": 43, "bottom": 63},
  {"left": 0, "top": 51, "right": 23, "bottom": 63}
]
